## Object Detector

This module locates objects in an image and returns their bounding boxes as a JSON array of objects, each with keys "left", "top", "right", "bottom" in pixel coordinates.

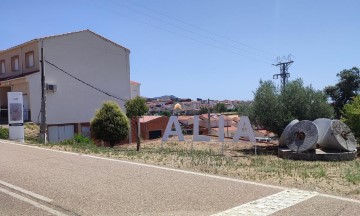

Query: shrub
[
  {"left": 73, "top": 134, "right": 93, "bottom": 144},
  {"left": 342, "top": 95, "right": 360, "bottom": 144},
  {"left": 0, "top": 127, "right": 9, "bottom": 139},
  {"left": 91, "top": 101, "right": 129, "bottom": 147}
]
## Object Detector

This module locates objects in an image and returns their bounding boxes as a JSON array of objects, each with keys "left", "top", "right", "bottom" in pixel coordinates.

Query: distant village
[
  {"left": 145, "top": 95, "right": 240, "bottom": 115},
  {"left": 128, "top": 93, "right": 274, "bottom": 143}
]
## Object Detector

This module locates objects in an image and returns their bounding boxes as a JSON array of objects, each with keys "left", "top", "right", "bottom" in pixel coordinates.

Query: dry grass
[
  {"left": 24, "top": 123, "right": 40, "bottom": 142},
  {"left": 36, "top": 135, "right": 360, "bottom": 200}
]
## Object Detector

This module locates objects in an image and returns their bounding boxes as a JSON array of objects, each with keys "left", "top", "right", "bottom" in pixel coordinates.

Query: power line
[
  {"left": 45, "top": 60, "right": 127, "bottom": 101},
  {"left": 108, "top": 0, "right": 273, "bottom": 62},
  {"left": 104, "top": 0, "right": 272, "bottom": 64},
  {"left": 99, "top": 3, "right": 273, "bottom": 65},
  {"left": 125, "top": 0, "right": 276, "bottom": 57}
]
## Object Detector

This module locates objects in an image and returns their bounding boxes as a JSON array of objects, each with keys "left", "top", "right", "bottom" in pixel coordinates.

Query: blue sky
[{"left": 1, "top": 0, "right": 359, "bottom": 100}]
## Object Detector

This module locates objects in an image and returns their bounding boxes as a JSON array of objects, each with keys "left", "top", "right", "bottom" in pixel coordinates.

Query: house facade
[
  {"left": 130, "top": 81, "right": 140, "bottom": 99},
  {"left": 0, "top": 30, "right": 131, "bottom": 142}
]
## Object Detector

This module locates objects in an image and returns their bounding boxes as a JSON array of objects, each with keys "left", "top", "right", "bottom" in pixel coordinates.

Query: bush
[
  {"left": 73, "top": 134, "right": 93, "bottom": 144},
  {"left": 91, "top": 101, "right": 129, "bottom": 147},
  {"left": 0, "top": 127, "right": 9, "bottom": 139},
  {"left": 57, "top": 134, "right": 94, "bottom": 148},
  {"left": 342, "top": 95, "right": 360, "bottom": 144}
]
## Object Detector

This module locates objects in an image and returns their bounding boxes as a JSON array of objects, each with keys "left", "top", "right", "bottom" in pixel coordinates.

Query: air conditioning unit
[{"left": 46, "top": 84, "right": 57, "bottom": 92}]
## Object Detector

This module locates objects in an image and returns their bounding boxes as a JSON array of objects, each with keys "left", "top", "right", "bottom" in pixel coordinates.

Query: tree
[
  {"left": 251, "top": 80, "right": 287, "bottom": 135},
  {"left": 198, "top": 106, "right": 212, "bottom": 115},
  {"left": 251, "top": 79, "right": 333, "bottom": 136},
  {"left": 324, "top": 67, "right": 360, "bottom": 118},
  {"left": 305, "top": 86, "right": 335, "bottom": 120},
  {"left": 214, "top": 103, "right": 227, "bottom": 113},
  {"left": 342, "top": 95, "right": 360, "bottom": 142},
  {"left": 280, "top": 79, "right": 334, "bottom": 121},
  {"left": 90, "top": 101, "right": 129, "bottom": 147},
  {"left": 125, "top": 96, "right": 149, "bottom": 151},
  {"left": 159, "top": 110, "right": 171, "bottom": 117},
  {"left": 236, "top": 101, "right": 253, "bottom": 117}
]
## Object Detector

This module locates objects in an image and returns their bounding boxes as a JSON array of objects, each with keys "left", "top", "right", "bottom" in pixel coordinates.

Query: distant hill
[{"left": 150, "top": 95, "right": 179, "bottom": 101}]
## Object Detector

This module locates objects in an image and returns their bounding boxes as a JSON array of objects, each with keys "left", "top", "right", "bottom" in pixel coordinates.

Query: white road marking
[
  {"left": 318, "top": 193, "right": 360, "bottom": 204},
  {"left": 2, "top": 139, "right": 360, "bottom": 205},
  {"left": 212, "top": 189, "right": 318, "bottom": 216},
  {"left": 0, "top": 187, "right": 67, "bottom": 216},
  {"left": 0, "top": 180, "right": 53, "bottom": 203}
]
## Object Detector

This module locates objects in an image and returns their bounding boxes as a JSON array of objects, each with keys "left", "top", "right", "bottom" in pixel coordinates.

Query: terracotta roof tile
[
  {"left": 130, "top": 80, "right": 140, "bottom": 85},
  {"left": 140, "top": 116, "right": 162, "bottom": 123}
]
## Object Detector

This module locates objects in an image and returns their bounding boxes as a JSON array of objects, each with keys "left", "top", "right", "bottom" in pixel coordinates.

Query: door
[
  {"left": 48, "top": 125, "right": 75, "bottom": 142},
  {"left": 149, "top": 130, "right": 162, "bottom": 140}
]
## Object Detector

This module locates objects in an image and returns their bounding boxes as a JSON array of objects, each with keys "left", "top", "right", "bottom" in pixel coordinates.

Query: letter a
[
  {"left": 162, "top": 116, "right": 185, "bottom": 141},
  {"left": 233, "top": 116, "right": 256, "bottom": 142}
]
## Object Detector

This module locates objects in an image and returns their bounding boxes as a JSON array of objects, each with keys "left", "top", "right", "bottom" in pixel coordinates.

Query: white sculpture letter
[
  {"left": 233, "top": 116, "right": 256, "bottom": 142},
  {"left": 162, "top": 116, "right": 185, "bottom": 141},
  {"left": 218, "top": 115, "right": 225, "bottom": 142}
]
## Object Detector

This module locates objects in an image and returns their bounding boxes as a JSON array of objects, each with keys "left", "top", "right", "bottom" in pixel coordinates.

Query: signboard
[
  {"left": 162, "top": 115, "right": 256, "bottom": 143},
  {"left": 8, "top": 92, "right": 24, "bottom": 143}
]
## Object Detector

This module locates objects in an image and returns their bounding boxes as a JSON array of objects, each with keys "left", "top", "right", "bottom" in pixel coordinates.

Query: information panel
[{"left": 8, "top": 92, "right": 24, "bottom": 142}]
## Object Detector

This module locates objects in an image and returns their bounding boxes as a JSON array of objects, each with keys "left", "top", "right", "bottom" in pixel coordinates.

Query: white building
[
  {"left": 130, "top": 80, "right": 140, "bottom": 99},
  {"left": 0, "top": 30, "right": 131, "bottom": 142}
]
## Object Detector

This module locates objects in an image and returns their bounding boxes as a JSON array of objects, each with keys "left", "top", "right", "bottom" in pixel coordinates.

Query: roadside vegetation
[
  {"left": 91, "top": 101, "right": 129, "bottom": 147},
  {"left": 238, "top": 78, "right": 334, "bottom": 136},
  {"left": 30, "top": 135, "right": 360, "bottom": 200},
  {"left": 0, "top": 126, "right": 9, "bottom": 139},
  {"left": 2, "top": 67, "right": 359, "bottom": 200}
]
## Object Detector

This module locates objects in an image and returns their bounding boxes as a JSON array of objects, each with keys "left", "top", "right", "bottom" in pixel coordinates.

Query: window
[
  {"left": 25, "top": 51, "right": 34, "bottom": 68},
  {"left": 11, "top": 56, "right": 19, "bottom": 72},
  {"left": 0, "top": 60, "right": 5, "bottom": 74}
]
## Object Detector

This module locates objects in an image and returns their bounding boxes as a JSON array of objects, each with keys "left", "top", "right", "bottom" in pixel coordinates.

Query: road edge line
[{"left": 2, "top": 139, "right": 360, "bottom": 205}]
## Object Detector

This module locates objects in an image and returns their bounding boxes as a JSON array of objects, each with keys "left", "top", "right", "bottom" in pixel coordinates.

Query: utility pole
[
  {"left": 207, "top": 98, "right": 211, "bottom": 134},
  {"left": 273, "top": 55, "right": 294, "bottom": 89},
  {"left": 40, "top": 42, "right": 47, "bottom": 143}
]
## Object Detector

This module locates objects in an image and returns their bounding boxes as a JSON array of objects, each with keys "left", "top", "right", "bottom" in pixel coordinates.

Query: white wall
[
  {"left": 130, "top": 82, "right": 140, "bottom": 99},
  {"left": 40, "top": 31, "right": 130, "bottom": 125},
  {"left": 27, "top": 72, "right": 41, "bottom": 123}
]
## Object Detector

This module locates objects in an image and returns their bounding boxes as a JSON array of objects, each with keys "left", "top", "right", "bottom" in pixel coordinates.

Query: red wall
[{"left": 140, "top": 116, "right": 169, "bottom": 140}]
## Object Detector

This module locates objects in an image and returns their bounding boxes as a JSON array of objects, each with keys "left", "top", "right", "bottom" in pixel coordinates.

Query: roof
[
  {"left": 212, "top": 126, "right": 238, "bottom": 132},
  {"left": 130, "top": 81, "right": 140, "bottom": 85},
  {"left": 200, "top": 114, "right": 234, "bottom": 121},
  {"left": 256, "top": 129, "right": 276, "bottom": 137},
  {"left": 0, "top": 29, "right": 130, "bottom": 54},
  {"left": 0, "top": 70, "right": 39, "bottom": 82},
  {"left": 178, "top": 116, "right": 194, "bottom": 121},
  {"left": 140, "top": 116, "right": 162, "bottom": 123},
  {"left": 226, "top": 115, "right": 239, "bottom": 119},
  {"left": 178, "top": 116, "right": 194, "bottom": 125}
]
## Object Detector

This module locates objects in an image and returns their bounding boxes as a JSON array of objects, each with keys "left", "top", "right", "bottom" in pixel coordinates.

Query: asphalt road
[{"left": 1, "top": 140, "right": 360, "bottom": 216}]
